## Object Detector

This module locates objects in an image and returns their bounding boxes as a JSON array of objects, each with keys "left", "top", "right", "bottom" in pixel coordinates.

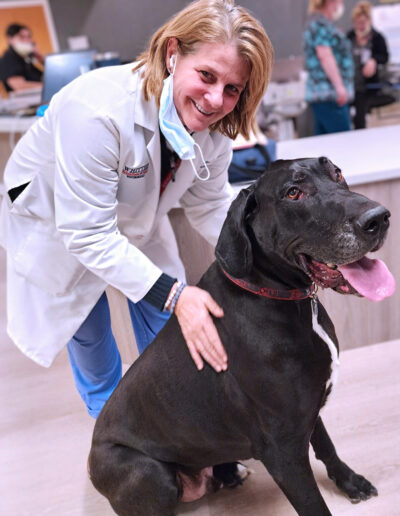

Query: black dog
[{"left": 89, "top": 157, "right": 394, "bottom": 516}]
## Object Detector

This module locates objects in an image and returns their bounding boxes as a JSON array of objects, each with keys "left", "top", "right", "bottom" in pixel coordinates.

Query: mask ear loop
[
  {"left": 168, "top": 53, "right": 210, "bottom": 181},
  {"left": 190, "top": 143, "right": 211, "bottom": 181}
]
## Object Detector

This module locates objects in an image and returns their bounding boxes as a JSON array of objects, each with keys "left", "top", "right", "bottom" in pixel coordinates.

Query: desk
[
  {"left": 0, "top": 115, "right": 37, "bottom": 134},
  {"left": 169, "top": 125, "right": 400, "bottom": 359}
]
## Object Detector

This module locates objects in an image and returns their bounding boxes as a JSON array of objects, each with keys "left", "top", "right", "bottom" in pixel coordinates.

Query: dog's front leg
[
  {"left": 260, "top": 444, "right": 332, "bottom": 516},
  {"left": 311, "top": 416, "right": 378, "bottom": 503}
]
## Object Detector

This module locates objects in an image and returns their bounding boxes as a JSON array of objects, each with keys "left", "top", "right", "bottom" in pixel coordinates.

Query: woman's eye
[
  {"left": 200, "top": 70, "right": 212, "bottom": 80},
  {"left": 286, "top": 187, "right": 301, "bottom": 200},
  {"left": 226, "top": 84, "right": 239, "bottom": 95}
]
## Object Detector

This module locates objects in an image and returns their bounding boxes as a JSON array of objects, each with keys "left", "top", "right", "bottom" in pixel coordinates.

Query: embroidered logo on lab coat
[{"left": 123, "top": 163, "right": 149, "bottom": 179}]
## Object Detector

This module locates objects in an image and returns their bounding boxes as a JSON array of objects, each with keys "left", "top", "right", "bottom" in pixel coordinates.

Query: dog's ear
[{"left": 215, "top": 186, "right": 257, "bottom": 278}]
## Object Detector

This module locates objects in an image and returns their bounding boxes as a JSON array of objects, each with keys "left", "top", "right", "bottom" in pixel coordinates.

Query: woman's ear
[{"left": 165, "top": 37, "right": 179, "bottom": 73}]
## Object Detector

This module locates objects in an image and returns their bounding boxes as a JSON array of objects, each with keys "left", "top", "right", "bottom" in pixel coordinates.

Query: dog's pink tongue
[{"left": 338, "top": 257, "right": 395, "bottom": 301}]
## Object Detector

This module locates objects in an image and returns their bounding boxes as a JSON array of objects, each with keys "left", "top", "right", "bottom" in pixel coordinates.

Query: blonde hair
[
  {"left": 352, "top": 1, "right": 372, "bottom": 21},
  {"left": 133, "top": 0, "right": 273, "bottom": 140},
  {"left": 308, "top": 0, "right": 328, "bottom": 14}
]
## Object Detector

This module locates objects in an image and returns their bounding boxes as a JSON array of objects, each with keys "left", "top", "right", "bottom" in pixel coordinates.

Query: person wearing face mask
[
  {"left": 0, "top": 0, "right": 273, "bottom": 422},
  {"left": 303, "top": 0, "right": 354, "bottom": 135},
  {"left": 0, "top": 23, "right": 44, "bottom": 93},
  {"left": 347, "top": 1, "right": 390, "bottom": 129}
]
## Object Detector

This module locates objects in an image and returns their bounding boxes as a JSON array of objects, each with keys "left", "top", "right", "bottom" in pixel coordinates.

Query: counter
[
  {"left": 0, "top": 116, "right": 37, "bottom": 179},
  {"left": 277, "top": 124, "right": 400, "bottom": 186}
]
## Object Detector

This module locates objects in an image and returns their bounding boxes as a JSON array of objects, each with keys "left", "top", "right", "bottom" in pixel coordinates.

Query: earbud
[{"left": 169, "top": 54, "right": 177, "bottom": 74}]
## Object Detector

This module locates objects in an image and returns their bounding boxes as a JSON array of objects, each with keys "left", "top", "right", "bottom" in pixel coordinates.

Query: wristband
[
  {"left": 164, "top": 281, "right": 180, "bottom": 312},
  {"left": 170, "top": 282, "right": 186, "bottom": 313},
  {"left": 163, "top": 281, "right": 186, "bottom": 313}
]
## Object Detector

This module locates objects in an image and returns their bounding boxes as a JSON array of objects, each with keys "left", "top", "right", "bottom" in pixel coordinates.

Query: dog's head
[{"left": 215, "top": 157, "right": 395, "bottom": 301}]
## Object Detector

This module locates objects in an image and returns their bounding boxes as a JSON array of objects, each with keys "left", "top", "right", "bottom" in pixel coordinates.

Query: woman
[
  {"left": 347, "top": 1, "right": 390, "bottom": 129},
  {"left": 0, "top": 0, "right": 273, "bottom": 418},
  {"left": 303, "top": 0, "right": 354, "bottom": 135}
]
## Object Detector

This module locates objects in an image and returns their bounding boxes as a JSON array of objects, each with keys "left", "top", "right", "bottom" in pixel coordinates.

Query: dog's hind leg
[
  {"left": 89, "top": 444, "right": 179, "bottom": 516},
  {"left": 259, "top": 442, "right": 332, "bottom": 516},
  {"left": 311, "top": 416, "right": 378, "bottom": 503}
]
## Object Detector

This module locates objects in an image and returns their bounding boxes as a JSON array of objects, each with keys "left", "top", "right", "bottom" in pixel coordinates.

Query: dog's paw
[{"left": 329, "top": 469, "right": 378, "bottom": 503}]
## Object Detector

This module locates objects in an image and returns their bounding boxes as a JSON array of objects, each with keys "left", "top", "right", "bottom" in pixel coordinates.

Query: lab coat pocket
[{"left": 13, "top": 228, "right": 86, "bottom": 296}]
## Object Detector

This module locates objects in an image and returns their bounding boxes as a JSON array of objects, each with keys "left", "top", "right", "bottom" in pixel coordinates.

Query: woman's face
[
  {"left": 327, "top": 0, "right": 344, "bottom": 20},
  {"left": 354, "top": 14, "right": 371, "bottom": 35},
  {"left": 166, "top": 39, "right": 250, "bottom": 133}
]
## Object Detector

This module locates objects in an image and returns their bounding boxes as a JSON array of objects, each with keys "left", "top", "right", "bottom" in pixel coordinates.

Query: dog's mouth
[{"left": 298, "top": 254, "right": 395, "bottom": 301}]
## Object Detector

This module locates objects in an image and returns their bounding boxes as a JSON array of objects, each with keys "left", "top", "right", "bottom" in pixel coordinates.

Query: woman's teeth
[{"left": 195, "top": 102, "right": 212, "bottom": 115}]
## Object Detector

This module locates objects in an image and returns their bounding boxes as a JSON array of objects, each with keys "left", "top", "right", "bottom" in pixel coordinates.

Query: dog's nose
[{"left": 357, "top": 206, "right": 390, "bottom": 235}]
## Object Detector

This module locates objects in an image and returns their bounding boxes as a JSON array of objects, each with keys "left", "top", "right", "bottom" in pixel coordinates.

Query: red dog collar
[{"left": 222, "top": 268, "right": 316, "bottom": 301}]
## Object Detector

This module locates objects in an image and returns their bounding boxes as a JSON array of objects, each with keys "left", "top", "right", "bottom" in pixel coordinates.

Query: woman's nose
[{"left": 205, "top": 86, "right": 224, "bottom": 109}]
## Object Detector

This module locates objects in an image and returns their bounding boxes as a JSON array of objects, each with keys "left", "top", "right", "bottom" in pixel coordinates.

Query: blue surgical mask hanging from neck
[{"left": 159, "top": 54, "right": 210, "bottom": 181}]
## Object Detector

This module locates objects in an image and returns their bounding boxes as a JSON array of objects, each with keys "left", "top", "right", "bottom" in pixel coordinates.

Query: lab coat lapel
[
  {"left": 132, "top": 73, "right": 162, "bottom": 198},
  {"left": 146, "top": 129, "right": 161, "bottom": 198}
]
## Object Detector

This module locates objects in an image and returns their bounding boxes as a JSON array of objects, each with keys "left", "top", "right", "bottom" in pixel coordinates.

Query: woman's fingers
[
  {"left": 174, "top": 286, "right": 228, "bottom": 372},
  {"left": 185, "top": 339, "right": 204, "bottom": 371},
  {"left": 195, "top": 328, "right": 227, "bottom": 372},
  {"left": 201, "top": 316, "right": 228, "bottom": 367},
  {"left": 203, "top": 292, "right": 224, "bottom": 318},
  {"left": 197, "top": 291, "right": 228, "bottom": 366}
]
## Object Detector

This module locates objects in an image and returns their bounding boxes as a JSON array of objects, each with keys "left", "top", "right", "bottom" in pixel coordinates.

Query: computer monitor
[{"left": 41, "top": 49, "right": 98, "bottom": 104}]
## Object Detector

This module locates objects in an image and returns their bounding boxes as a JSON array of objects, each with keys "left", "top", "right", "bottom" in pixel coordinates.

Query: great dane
[{"left": 88, "top": 157, "right": 395, "bottom": 515}]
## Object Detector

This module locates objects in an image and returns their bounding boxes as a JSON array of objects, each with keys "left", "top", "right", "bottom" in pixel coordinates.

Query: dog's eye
[
  {"left": 286, "top": 187, "right": 301, "bottom": 200},
  {"left": 335, "top": 169, "right": 343, "bottom": 182}
]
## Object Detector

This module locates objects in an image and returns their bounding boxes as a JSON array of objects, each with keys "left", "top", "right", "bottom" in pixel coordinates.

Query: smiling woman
[{"left": 0, "top": 0, "right": 273, "bottom": 432}]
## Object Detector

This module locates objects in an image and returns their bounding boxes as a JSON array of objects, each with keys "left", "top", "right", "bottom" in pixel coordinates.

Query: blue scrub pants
[
  {"left": 67, "top": 292, "right": 170, "bottom": 418},
  {"left": 311, "top": 102, "right": 351, "bottom": 135}
]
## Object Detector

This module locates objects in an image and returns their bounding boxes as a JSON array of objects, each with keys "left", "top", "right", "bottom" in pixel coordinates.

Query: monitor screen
[{"left": 41, "top": 49, "right": 97, "bottom": 104}]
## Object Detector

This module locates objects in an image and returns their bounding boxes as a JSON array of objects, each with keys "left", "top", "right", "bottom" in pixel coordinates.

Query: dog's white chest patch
[{"left": 311, "top": 296, "right": 340, "bottom": 396}]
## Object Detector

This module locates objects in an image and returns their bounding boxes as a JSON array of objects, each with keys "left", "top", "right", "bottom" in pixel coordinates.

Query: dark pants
[
  {"left": 353, "top": 89, "right": 396, "bottom": 130},
  {"left": 311, "top": 102, "right": 351, "bottom": 135},
  {"left": 353, "top": 91, "right": 370, "bottom": 129}
]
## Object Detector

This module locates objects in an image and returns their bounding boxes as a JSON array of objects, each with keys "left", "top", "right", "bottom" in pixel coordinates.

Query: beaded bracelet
[
  {"left": 163, "top": 280, "right": 186, "bottom": 313},
  {"left": 164, "top": 281, "right": 181, "bottom": 312},
  {"left": 170, "top": 282, "right": 186, "bottom": 313}
]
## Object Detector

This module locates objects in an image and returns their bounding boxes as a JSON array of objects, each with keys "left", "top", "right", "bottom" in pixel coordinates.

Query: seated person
[
  {"left": 0, "top": 23, "right": 44, "bottom": 93},
  {"left": 347, "top": 1, "right": 391, "bottom": 129}
]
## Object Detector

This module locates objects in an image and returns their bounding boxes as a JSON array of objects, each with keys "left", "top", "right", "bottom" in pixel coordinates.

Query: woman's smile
[{"left": 193, "top": 101, "right": 213, "bottom": 116}]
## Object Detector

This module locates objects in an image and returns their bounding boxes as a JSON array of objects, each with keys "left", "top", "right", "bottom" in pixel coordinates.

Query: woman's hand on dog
[{"left": 174, "top": 286, "right": 228, "bottom": 372}]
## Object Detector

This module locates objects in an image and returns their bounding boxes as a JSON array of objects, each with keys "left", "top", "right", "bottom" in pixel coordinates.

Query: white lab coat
[{"left": 0, "top": 63, "right": 234, "bottom": 367}]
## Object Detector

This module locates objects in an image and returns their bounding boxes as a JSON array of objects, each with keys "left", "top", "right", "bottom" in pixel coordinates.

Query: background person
[
  {"left": 0, "top": 23, "right": 44, "bottom": 93},
  {"left": 0, "top": 0, "right": 273, "bottom": 419},
  {"left": 303, "top": 0, "right": 354, "bottom": 135},
  {"left": 347, "top": 1, "right": 390, "bottom": 129}
]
